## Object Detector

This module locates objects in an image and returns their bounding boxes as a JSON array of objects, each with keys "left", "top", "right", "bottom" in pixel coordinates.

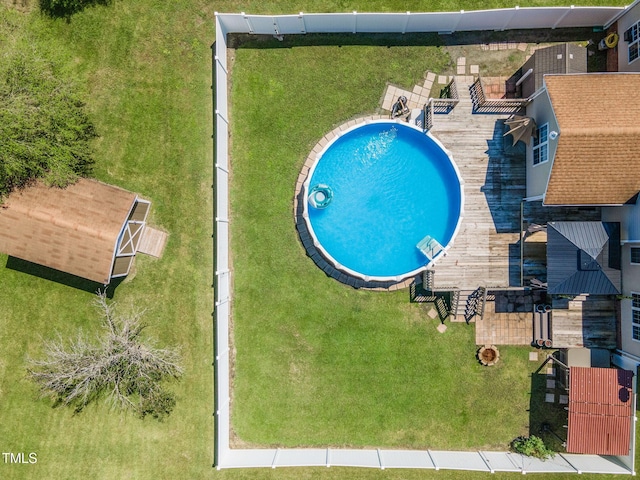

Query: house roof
[
  {"left": 567, "top": 367, "right": 634, "bottom": 456},
  {"left": 543, "top": 73, "right": 640, "bottom": 205},
  {"left": 0, "top": 179, "right": 137, "bottom": 284},
  {"left": 546, "top": 222, "right": 621, "bottom": 295}
]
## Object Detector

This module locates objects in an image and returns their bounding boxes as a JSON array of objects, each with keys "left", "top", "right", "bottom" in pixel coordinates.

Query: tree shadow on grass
[
  {"left": 5, "top": 256, "right": 123, "bottom": 297},
  {"left": 39, "top": 0, "right": 111, "bottom": 19}
]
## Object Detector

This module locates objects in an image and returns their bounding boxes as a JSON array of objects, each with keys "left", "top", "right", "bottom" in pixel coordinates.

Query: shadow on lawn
[
  {"left": 39, "top": 0, "right": 111, "bottom": 19},
  {"left": 229, "top": 27, "right": 600, "bottom": 50},
  {"left": 228, "top": 32, "right": 444, "bottom": 49},
  {"left": 528, "top": 368, "right": 568, "bottom": 453},
  {"left": 5, "top": 256, "right": 123, "bottom": 297}
]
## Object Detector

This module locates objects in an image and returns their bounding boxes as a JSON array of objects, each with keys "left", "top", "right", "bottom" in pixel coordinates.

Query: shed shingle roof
[
  {"left": 544, "top": 73, "right": 640, "bottom": 205},
  {"left": 567, "top": 367, "right": 634, "bottom": 456},
  {"left": 0, "top": 179, "right": 136, "bottom": 284}
]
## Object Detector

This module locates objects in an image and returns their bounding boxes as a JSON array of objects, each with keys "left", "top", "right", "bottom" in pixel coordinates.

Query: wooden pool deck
[{"left": 427, "top": 77, "right": 523, "bottom": 291}]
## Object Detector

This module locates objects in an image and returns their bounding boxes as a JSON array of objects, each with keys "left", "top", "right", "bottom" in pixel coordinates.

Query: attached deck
[
  {"left": 429, "top": 77, "right": 523, "bottom": 290},
  {"left": 428, "top": 78, "right": 602, "bottom": 292},
  {"left": 551, "top": 295, "right": 617, "bottom": 349}
]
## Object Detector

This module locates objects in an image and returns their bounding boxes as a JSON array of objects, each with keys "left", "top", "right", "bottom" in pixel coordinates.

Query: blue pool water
[{"left": 307, "top": 122, "right": 462, "bottom": 279}]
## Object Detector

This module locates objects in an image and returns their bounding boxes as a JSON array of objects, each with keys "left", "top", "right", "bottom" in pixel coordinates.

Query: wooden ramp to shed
[{"left": 137, "top": 226, "right": 168, "bottom": 258}]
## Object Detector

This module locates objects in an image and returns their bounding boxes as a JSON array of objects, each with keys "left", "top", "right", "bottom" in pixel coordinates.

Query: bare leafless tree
[{"left": 27, "top": 291, "right": 183, "bottom": 419}]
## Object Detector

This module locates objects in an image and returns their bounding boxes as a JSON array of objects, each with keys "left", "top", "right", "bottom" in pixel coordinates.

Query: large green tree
[{"left": 0, "top": 53, "right": 96, "bottom": 198}]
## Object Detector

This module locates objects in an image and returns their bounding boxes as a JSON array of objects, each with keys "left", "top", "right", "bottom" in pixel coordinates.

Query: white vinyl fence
[
  {"left": 213, "top": 17, "right": 231, "bottom": 462},
  {"left": 213, "top": 8, "right": 635, "bottom": 474},
  {"left": 217, "top": 7, "right": 624, "bottom": 36}
]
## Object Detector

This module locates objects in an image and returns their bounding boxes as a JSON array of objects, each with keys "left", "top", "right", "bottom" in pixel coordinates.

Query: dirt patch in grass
[
  {"left": 1, "top": 0, "right": 34, "bottom": 12},
  {"left": 440, "top": 27, "right": 608, "bottom": 77}
]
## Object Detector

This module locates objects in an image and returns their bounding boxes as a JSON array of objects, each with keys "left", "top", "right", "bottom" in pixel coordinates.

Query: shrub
[{"left": 511, "top": 435, "right": 555, "bottom": 460}]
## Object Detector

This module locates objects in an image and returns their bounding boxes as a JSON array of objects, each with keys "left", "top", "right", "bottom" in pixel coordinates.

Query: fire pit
[{"left": 478, "top": 345, "right": 500, "bottom": 366}]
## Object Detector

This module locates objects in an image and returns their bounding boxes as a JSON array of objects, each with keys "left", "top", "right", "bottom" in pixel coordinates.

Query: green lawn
[
  {"left": 229, "top": 36, "right": 534, "bottom": 450},
  {"left": 0, "top": 1, "right": 633, "bottom": 479},
  {"left": 0, "top": 2, "right": 215, "bottom": 479}
]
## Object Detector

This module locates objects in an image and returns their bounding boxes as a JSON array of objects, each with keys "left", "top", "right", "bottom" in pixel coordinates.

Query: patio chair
[{"left": 391, "top": 95, "right": 410, "bottom": 118}]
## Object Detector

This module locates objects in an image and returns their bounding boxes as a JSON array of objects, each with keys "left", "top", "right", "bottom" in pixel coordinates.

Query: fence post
[
  {"left": 501, "top": 6, "right": 519, "bottom": 31},
  {"left": 450, "top": 10, "right": 464, "bottom": 33},
  {"left": 298, "top": 12, "right": 307, "bottom": 33},
  {"left": 553, "top": 5, "right": 574, "bottom": 29},
  {"left": 402, "top": 11, "right": 410, "bottom": 34},
  {"left": 242, "top": 12, "right": 255, "bottom": 33},
  {"left": 352, "top": 11, "right": 357, "bottom": 34}
]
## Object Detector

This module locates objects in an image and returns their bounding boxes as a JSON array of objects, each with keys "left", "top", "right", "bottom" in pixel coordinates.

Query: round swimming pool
[{"left": 303, "top": 120, "right": 463, "bottom": 282}]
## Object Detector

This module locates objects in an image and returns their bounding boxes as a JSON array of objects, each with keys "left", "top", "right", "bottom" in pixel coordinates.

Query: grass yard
[
  {"left": 229, "top": 35, "right": 536, "bottom": 450},
  {"left": 0, "top": 2, "right": 215, "bottom": 479},
  {"left": 0, "top": 0, "right": 634, "bottom": 479}
]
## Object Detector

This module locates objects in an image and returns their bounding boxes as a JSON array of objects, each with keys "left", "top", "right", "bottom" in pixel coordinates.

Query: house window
[
  {"left": 632, "top": 247, "right": 640, "bottom": 264},
  {"left": 633, "top": 293, "right": 640, "bottom": 341},
  {"left": 533, "top": 123, "right": 549, "bottom": 166},
  {"left": 625, "top": 22, "right": 640, "bottom": 63}
]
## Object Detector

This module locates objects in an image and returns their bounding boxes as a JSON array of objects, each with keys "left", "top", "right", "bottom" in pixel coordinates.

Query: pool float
[{"left": 308, "top": 184, "right": 333, "bottom": 209}]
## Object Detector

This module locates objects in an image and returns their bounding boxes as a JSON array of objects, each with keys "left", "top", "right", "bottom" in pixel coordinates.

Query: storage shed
[
  {"left": 0, "top": 179, "right": 150, "bottom": 284},
  {"left": 567, "top": 367, "right": 634, "bottom": 456}
]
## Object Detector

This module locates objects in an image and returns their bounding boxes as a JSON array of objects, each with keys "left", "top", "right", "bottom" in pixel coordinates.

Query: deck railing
[
  {"left": 423, "top": 78, "right": 459, "bottom": 130},
  {"left": 470, "top": 77, "right": 530, "bottom": 114}
]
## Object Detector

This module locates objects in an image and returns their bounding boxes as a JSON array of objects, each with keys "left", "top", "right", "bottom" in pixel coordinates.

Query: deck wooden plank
[
  {"left": 550, "top": 295, "right": 616, "bottom": 349},
  {"left": 429, "top": 78, "right": 523, "bottom": 290}
]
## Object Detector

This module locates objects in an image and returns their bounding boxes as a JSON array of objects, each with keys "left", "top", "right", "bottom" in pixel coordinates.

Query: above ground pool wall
[{"left": 300, "top": 119, "right": 463, "bottom": 283}]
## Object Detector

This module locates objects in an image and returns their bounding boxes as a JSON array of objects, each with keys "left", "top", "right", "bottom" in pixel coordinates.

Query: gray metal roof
[
  {"left": 547, "top": 222, "right": 621, "bottom": 295},
  {"left": 519, "top": 44, "right": 587, "bottom": 98}
]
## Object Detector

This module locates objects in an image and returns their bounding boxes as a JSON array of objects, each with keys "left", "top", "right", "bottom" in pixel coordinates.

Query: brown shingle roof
[
  {"left": 0, "top": 179, "right": 136, "bottom": 284},
  {"left": 544, "top": 73, "right": 640, "bottom": 205},
  {"left": 567, "top": 367, "right": 634, "bottom": 456}
]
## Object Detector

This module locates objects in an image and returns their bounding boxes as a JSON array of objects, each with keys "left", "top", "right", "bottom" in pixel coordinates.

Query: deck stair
[
  {"left": 469, "top": 77, "right": 486, "bottom": 107},
  {"left": 477, "top": 286, "right": 488, "bottom": 320},
  {"left": 450, "top": 289, "right": 474, "bottom": 322},
  {"left": 409, "top": 280, "right": 437, "bottom": 303},
  {"left": 449, "top": 289, "right": 460, "bottom": 319},
  {"left": 435, "top": 296, "right": 449, "bottom": 320},
  {"left": 469, "top": 77, "right": 529, "bottom": 114},
  {"left": 422, "top": 269, "right": 435, "bottom": 291},
  {"left": 451, "top": 288, "right": 487, "bottom": 323}
]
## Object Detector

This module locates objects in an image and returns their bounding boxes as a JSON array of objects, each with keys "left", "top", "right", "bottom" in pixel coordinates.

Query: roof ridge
[{"left": 9, "top": 203, "right": 115, "bottom": 240}]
